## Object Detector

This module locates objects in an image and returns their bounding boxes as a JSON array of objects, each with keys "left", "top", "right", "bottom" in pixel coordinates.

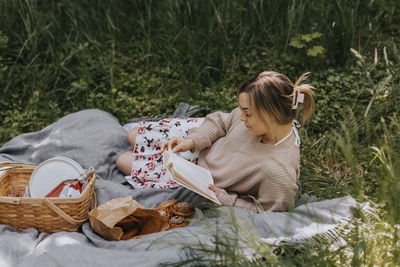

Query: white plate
[{"left": 29, "top": 157, "right": 84, "bottom": 197}]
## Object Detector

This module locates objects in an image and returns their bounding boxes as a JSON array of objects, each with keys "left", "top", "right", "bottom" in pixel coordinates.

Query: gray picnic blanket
[{"left": 0, "top": 107, "right": 363, "bottom": 267}]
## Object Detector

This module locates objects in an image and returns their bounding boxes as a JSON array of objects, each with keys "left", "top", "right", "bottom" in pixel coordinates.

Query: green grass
[{"left": 0, "top": 0, "right": 399, "bottom": 265}]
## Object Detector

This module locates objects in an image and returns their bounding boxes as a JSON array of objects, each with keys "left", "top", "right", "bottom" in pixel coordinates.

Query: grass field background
[{"left": 0, "top": 0, "right": 399, "bottom": 265}]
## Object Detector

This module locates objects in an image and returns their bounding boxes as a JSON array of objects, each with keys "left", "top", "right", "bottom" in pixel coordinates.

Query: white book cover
[{"left": 163, "top": 149, "right": 221, "bottom": 205}]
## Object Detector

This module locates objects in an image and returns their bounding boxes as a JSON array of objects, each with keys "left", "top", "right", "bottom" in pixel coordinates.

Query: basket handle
[
  {"left": 44, "top": 193, "right": 97, "bottom": 227},
  {"left": 0, "top": 162, "right": 36, "bottom": 169}
]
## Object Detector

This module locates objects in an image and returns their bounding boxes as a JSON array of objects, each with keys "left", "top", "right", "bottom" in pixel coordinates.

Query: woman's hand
[
  {"left": 161, "top": 137, "right": 195, "bottom": 153},
  {"left": 209, "top": 185, "right": 237, "bottom": 207},
  {"left": 208, "top": 184, "right": 224, "bottom": 197}
]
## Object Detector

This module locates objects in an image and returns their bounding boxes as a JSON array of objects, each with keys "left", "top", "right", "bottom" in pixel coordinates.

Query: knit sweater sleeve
[
  {"left": 217, "top": 190, "right": 264, "bottom": 213},
  {"left": 217, "top": 168, "right": 297, "bottom": 213},
  {"left": 186, "top": 108, "right": 237, "bottom": 151},
  {"left": 218, "top": 189, "right": 294, "bottom": 213}
]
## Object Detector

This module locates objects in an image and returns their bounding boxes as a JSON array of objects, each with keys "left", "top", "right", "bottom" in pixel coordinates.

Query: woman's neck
[{"left": 261, "top": 123, "right": 292, "bottom": 145}]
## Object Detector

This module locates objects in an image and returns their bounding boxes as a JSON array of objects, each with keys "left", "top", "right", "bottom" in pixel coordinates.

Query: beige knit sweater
[{"left": 187, "top": 107, "right": 299, "bottom": 212}]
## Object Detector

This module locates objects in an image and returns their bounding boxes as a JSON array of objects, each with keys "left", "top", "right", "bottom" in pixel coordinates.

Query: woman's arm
[
  {"left": 209, "top": 185, "right": 262, "bottom": 213},
  {"left": 187, "top": 108, "right": 238, "bottom": 151},
  {"left": 217, "top": 190, "right": 263, "bottom": 213},
  {"left": 209, "top": 180, "right": 296, "bottom": 213}
]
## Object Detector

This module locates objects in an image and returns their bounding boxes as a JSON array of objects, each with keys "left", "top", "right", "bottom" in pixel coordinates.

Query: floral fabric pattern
[{"left": 125, "top": 118, "right": 204, "bottom": 189}]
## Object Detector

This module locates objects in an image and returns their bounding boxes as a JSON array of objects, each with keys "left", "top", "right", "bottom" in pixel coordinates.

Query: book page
[{"left": 164, "top": 150, "right": 220, "bottom": 205}]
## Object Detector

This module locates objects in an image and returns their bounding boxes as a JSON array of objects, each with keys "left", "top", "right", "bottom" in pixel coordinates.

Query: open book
[{"left": 163, "top": 150, "right": 221, "bottom": 205}]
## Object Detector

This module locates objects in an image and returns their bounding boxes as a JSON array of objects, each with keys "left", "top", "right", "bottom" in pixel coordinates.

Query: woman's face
[{"left": 238, "top": 93, "right": 273, "bottom": 137}]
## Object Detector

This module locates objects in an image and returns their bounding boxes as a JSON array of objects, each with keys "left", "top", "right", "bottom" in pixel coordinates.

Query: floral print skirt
[{"left": 125, "top": 118, "right": 204, "bottom": 189}]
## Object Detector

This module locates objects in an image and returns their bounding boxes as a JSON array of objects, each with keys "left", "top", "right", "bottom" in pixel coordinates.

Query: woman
[{"left": 117, "top": 71, "right": 315, "bottom": 212}]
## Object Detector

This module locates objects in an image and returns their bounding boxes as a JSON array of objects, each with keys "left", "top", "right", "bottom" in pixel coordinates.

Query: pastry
[
  {"left": 170, "top": 202, "right": 195, "bottom": 217},
  {"left": 169, "top": 215, "right": 188, "bottom": 228},
  {"left": 156, "top": 199, "right": 179, "bottom": 210}
]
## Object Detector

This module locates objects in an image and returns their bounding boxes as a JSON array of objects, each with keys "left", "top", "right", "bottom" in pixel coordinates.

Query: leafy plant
[{"left": 288, "top": 32, "right": 326, "bottom": 66}]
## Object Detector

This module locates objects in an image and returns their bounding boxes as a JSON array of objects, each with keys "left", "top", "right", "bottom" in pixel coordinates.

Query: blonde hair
[{"left": 238, "top": 71, "right": 315, "bottom": 125}]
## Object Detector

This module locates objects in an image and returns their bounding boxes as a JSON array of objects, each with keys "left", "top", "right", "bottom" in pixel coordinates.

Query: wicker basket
[{"left": 0, "top": 163, "right": 96, "bottom": 233}]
